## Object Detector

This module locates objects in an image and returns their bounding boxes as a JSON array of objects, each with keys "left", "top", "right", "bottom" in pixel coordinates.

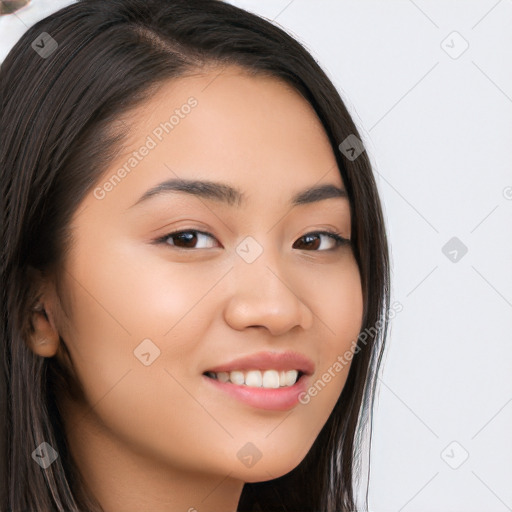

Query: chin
[{"left": 234, "top": 450, "right": 308, "bottom": 483}]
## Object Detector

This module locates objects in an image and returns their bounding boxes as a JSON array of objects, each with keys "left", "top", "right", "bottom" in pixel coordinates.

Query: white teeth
[
  {"left": 209, "top": 369, "right": 300, "bottom": 388},
  {"left": 262, "top": 370, "right": 280, "bottom": 389},
  {"left": 245, "top": 370, "right": 262, "bottom": 387},
  {"left": 229, "top": 371, "right": 245, "bottom": 386},
  {"left": 283, "top": 370, "right": 299, "bottom": 387}
]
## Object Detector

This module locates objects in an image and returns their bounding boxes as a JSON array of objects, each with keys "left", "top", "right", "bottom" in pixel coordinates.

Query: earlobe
[{"left": 28, "top": 305, "right": 60, "bottom": 358}]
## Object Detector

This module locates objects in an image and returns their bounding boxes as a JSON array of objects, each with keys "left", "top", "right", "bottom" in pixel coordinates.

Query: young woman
[{"left": 0, "top": 0, "right": 390, "bottom": 510}]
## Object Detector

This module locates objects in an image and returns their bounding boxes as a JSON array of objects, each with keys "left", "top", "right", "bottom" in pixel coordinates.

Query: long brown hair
[{"left": 0, "top": 0, "right": 391, "bottom": 510}]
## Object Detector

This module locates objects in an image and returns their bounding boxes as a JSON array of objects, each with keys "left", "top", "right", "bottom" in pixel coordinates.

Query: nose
[{"left": 223, "top": 247, "right": 314, "bottom": 336}]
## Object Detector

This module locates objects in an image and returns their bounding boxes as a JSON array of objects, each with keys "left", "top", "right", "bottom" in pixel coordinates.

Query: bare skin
[{"left": 28, "top": 65, "right": 363, "bottom": 512}]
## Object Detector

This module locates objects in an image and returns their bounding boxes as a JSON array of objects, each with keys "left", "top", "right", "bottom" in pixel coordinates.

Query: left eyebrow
[{"left": 129, "top": 178, "right": 348, "bottom": 209}]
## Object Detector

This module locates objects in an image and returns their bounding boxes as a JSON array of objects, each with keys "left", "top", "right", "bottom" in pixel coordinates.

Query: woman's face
[{"left": 48, "top": 66, "right": 363, "bottom": 487}]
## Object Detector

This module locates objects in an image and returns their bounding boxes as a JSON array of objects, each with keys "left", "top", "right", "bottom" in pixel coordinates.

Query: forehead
[{"left": 87, "top": 65, "right": 345, "bottom": 215}]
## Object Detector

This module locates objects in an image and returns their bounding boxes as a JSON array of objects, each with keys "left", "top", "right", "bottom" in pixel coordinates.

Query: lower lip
[{"left": 203, "top": 374, "right": 309, "bottom": 411}]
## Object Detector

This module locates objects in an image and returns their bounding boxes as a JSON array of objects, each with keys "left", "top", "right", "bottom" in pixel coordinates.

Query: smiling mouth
[{"left": 203, "top": 369, "right": 304, "bottom": 388}]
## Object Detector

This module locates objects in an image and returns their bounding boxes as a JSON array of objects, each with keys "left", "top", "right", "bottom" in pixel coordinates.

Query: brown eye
[
  {"left": 293, "top": 231, "right": 350, "bottom": 251},
  {"left": 159, "top": 230, "right": 218, "bottom": 249}
]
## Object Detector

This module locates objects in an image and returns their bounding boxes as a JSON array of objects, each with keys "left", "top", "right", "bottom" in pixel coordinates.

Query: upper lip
[{"left": 204, "top": 351, "right": 315, "bottom": 376}]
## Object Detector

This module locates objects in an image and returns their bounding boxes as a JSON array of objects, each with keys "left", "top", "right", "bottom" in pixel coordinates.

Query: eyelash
[{"left": 153, "top": 229, "right": 351, "bottom": 252}]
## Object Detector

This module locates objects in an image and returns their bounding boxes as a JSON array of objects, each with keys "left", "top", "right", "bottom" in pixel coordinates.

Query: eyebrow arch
[{"left": 129, "top": 178, "right": 348, "bottom": 209}]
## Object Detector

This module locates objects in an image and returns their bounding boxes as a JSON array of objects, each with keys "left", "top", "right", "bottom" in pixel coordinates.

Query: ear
[{"left": 26, "top": 266, "right": 60, "bottom": 358}]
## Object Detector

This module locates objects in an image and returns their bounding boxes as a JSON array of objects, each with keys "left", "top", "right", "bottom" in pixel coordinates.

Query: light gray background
[{"left": 1, "top": 1, "right": 511, "bottom": 511}]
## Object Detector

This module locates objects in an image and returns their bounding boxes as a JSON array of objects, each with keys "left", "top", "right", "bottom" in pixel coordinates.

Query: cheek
[
  {"left": 297, "top": 259, "right": 363, "bottom": 412},
  {"left": 310, "top": 257, "right": 364, "bottom": 358},
  {"left": 65, "top": 228, "right": 216, "bottom": 342},
  {"left": 59, "top": 247, "right": 205, "bottom": 399},
  {"left": 58, "top": 235, "right": 238, "bottom": 461}
]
